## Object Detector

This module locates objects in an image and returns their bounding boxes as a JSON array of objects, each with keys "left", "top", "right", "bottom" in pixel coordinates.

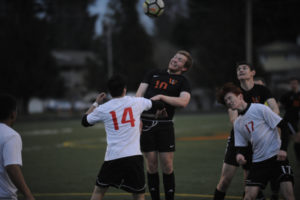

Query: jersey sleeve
[
  {"left": 181, "top": 77, "right": 191, "bottom": 94},
  {"left": 86, "top": 107, "right": 105, "bottom": 125},
  {"left": 138, "top": 97, "right": 152, "bottom": 111},
  {"left": 261, "top": 104, "right": 282, "bottom": 129},
  {"left": 142, "top": 69, "right": 157, "bottom": 84},
  {"left": 3, "top": 135, "right": 22, "bottom": 166}
]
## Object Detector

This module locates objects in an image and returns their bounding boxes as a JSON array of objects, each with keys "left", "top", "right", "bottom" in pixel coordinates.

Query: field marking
[
  {"left": 22, "top": 128, "right": 72, "bottom": 136},
  {"left": 32, "top": 192, "right": 241, "bottom": 199},
  {"left": 60, "top": 133, "right": 230, "bottom": 150},
  {"left": 177, "top": 133, "right": 229, "bottom": 141}
]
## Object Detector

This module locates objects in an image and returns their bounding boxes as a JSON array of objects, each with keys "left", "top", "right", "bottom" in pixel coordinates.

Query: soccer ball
[{"left": 143, "top": 0, "right": 165, "bottom": 18}]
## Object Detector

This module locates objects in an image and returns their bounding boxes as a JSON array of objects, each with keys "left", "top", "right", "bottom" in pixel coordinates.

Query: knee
[
  {"left": 244, "top": 193, "right": 256, "bottom": 200},
  {"left": 161, "top": 162, "right": 173, "bottom": 174},
  {"left": 146, "top": 161, "right": 158, "bottom": 173}
]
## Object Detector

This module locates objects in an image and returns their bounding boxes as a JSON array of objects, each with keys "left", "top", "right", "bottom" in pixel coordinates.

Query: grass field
[{"left": 15, "top": 113, "right": 300, "bottom": 200}]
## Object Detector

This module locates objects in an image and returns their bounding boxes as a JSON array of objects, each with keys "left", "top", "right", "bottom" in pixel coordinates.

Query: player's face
[
  {"left": 224, "top": 92, "right": 242, "bottom": 110},
  {"left": 168, "top": 53, "right": 187, "bottom": 74},
  {"left": 236, "top": 65, "right": 255, "bottom": 80}
]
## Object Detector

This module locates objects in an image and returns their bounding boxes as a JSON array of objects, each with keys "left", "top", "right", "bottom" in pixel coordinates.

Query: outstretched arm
[
  {"left": 6, "top": 165, "right": 35, "bottom": 200},
  {"left": 150, "top": 91, "right": 190, "bottom": 108}
]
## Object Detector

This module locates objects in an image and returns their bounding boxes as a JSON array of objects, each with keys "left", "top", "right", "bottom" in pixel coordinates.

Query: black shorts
[
  {"left": 95, "top": 155, "right": 146, "bottom": 193},
  {"left": 246, "top": 156, "right": 294, "bottom": 189},
  {"left": 140, "top": 119, "right": 175, "bottom": 152},
  {"left": 224, "top": 129, "right": 252, "bottom": 170}
]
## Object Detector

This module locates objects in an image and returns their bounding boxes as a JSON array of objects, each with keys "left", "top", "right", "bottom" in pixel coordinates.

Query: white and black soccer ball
[{"left": 143, "top": 0, "right": 165, "bottom": 18}]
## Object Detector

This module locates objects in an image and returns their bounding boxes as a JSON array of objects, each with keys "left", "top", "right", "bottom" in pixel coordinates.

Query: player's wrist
[{"left": 92, "top": 102, "right": 99, "bottom": 107}]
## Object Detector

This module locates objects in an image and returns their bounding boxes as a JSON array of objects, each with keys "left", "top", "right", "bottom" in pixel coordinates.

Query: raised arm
[
  {"left": 136, "top": 83, "right": 149, "bottom": 97},
  {"left": 266, "top": 98, "right": 280, "bottom": 115},
  {"left": 150, "top": 91, "right": 190, "bottom": 108},
  {"left": 82, "top": 92, "right": 106, "bottom": 127}
]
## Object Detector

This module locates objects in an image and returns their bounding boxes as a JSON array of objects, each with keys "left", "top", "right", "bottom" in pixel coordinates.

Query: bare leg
[
  {"left": 244, "top": 186, "right": 260, "bottom": 200},
  {"left": 144, "top": 151, "right": 159, "bottom": 173},
  {"left": 132, "top": 193, "right": 145, "bottom": 200},
  {"left": 159, "top": 152, "right": 174, "bottom": 174},
  {"left": 144, "top": 151, "right": 160, "bottom": 200},
  {"left": 159, "top": 152, "right": 175, "bottom": 200},
  {"left": 216, "top": 163, "right": 238, "bottom": 192},
  {"left": 90, "top": 186, "right": 108, "bottom": 200},
  {"left": 280, "top": 181, "right": 295, "bottom": 200}
]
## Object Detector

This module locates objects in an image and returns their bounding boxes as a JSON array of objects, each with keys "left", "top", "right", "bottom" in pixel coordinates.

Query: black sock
[
  {"left": 294, "top": 142, "right": 300, "bottom": 161},
  {"left": 147, "top": 172, "right": 160, "bottom": 200},
  {"left": 163, "top": 172, "right": 175, "bottom": 200},
  {"left": 213, "top": 188, "right": 225, "bottom": 200}
]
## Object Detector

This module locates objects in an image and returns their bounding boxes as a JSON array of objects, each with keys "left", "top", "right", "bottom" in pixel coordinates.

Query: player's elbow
[
  {"left": 179, "top": 98, "right": 190, "bottom": 108},
  {"left": 81, "top": 115, "right": 93, "bottom": 127},
  {"left": 180, "top": 102, "right": 189, "bottom": 108}
]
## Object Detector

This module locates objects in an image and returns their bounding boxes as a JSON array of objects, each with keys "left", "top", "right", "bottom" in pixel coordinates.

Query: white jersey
[
  {"left": 87, "top": 96, "right": 152, "bottom": 161},
  {"left": 0, "top": 123, "right": 22, "bottom": 200},
  {"left": 234, "top": 103, "right": 282, "bottom": 162}
]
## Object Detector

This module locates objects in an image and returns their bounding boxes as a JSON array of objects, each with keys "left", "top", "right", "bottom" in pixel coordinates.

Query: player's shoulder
[
  {"left": 125, "top": 96, "right": 151, "bottom": 104},
  {"left": 0, "top": 123, "right": 21, "bottom": 142},
  {"left": 251, "top": 103, "right": 271, "bottom": 114},
  {"left": 251, "top": 103, "right": 265, "bottom": 109},
  {"left": 253, "top": 84, "right": 270, "bottom": 92}
]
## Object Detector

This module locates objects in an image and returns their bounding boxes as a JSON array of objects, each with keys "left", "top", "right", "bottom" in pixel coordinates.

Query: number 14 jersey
[{"left": 87, "top": 96, "right": 152, "bottom": 161}]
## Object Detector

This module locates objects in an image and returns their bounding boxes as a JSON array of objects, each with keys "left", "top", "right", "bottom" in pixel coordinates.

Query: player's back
[{"left": 92, "top": 96, "right": 152, "bottom": 161}]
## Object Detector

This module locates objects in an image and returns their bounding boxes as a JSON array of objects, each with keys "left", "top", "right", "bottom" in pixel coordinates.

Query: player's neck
[
  {"left": 240, "top": 79, "right": 254, "bottom": 91},
  {"left": 238, "top": 101, "right": 248, "bottom": 114},
  {"left": 167, "top": 69, "right": 182, "bottom": 75},
  {"left": 0, "top": 119, "right": 13, "bottom": 127}
]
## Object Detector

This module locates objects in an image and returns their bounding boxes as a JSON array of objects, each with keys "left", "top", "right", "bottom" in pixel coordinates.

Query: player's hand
[
  {"left": 155, "top": 108, "right": 168, "bottom": 119},
  {"left": 277, "top": 150, "right": 287, "bottom": 161},
  {"left": 236, "top": 154, "right": 247, "bottom": 165},
  {"left": 151, "top": 95, "right": 162, "bottom": 101},
  {"left": 228, "top": 108, "right": 238, "bottom": 124},
  {"left": 96, "top": 92, "right": 106, "bottom": 104}
]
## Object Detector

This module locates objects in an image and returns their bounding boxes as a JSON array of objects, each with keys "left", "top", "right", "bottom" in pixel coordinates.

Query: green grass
[{"left": 15, "top": 113, "right": 300, "bottom": 200}]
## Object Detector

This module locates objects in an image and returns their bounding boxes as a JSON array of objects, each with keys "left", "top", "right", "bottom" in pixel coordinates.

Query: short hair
[
  {"left": 0, "top": 94, "right": 17, "bottom": 121},
  {"left": 177, "top": 50, "right": 193, "bottom": 71},
  {"left": 107, "top": 74, "right": 127, "bottom": 97},
  {"left": 216, "top": 82, "right": 242, "bottom": 105},
  {"left": 235, "top": 61, "right": 255, "bottom": 71}
]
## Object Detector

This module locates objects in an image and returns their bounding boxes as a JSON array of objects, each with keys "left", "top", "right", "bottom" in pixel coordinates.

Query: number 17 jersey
[{"left": 87, "top": 96, "right": 152, "bottom": 161}]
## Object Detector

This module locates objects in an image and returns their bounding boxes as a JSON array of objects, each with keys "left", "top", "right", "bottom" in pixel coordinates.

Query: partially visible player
[
  {"left": 136, "top": 50, "right": 192, "bottom": 200},
  {"left": 0, "top": 94, "right": 35, "bottom": 200},
  {"left": 213, "top": 62, "right": 280, "bottom": 200},
  {"left": 81, "top": 75, "right": 164, "bottom": 200},
  {"left": 280, "top": 77, "right": 300, "bottom": 162},
  {"left": 217, "top": 82, "right": 295, "bottom": 200}
]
